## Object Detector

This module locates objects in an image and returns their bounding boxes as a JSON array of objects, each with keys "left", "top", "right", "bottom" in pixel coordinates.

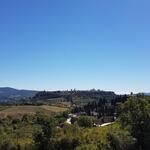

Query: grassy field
[
  {"left": 0, "top": 105, "right": 12, "bottom": 111},
  {"left": 0, "top": 105, "right": 68, "bottom": 117}
]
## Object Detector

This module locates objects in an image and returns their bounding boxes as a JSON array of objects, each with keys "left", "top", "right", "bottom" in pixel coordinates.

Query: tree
[
  {"left": 107, "top": 131, "right": 137, "bottom": 150},
  {"left": 118, "top": 97, "right": 150, "bottom": 150},
  {"left": 77, "top": 116, "right": 93, "bottom": 128},
  {"left": 34, "top": 115, "right": 56, "bottom": 150},
  {"left": 56, "top": 138, "right": 80, "bottom": 150}
]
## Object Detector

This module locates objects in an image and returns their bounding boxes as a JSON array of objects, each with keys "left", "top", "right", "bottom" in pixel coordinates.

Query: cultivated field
[{"left": 0, "top": 105, "right": 68, "bottom": 117}]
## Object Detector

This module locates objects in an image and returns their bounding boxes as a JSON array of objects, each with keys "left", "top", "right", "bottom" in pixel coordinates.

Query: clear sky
[{"left": 0, "top": 0, "right": 150, "bottom": 94}]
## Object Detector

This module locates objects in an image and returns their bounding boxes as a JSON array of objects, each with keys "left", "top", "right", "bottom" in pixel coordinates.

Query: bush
[
  {"left": 0, "top": 141, "right": 16, "bottom": 150},
  {"left": 77, "top": 116, "right": 93, "bottom": 128},
  {"left": 107, "top": 131, "right": 137, "bottom": 150}
]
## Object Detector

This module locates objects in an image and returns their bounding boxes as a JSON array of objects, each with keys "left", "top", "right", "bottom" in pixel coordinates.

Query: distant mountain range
[
  {"left": 0, "top": 87, "right": 38, "bottom": 102},
  {"left": 144, "top": 93, "right": 150, "bottom": 96}
]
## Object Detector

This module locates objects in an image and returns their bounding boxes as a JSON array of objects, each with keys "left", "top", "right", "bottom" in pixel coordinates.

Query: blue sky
[{"left": 0, "top": 0, "right": 150, "bottom": 94}]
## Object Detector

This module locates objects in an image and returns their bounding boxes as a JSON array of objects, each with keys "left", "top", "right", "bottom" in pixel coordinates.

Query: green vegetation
[
  {"left": 77, "top": 116, "right": 94, "bottom": 128},
  {"left": 118, "top": 96, "right": 150, "bottom": 150},
  {"left": 0, "top": 95, "right": 149, "bottom": 150},
  {"left": 33, "top": 90, "right": 117, "bottom": 106}
]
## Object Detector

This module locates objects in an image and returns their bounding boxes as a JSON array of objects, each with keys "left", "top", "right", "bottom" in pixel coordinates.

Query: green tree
[
  {"left": 118, "top": 97, "right": 150, "bottom": 150},
  {"left": 34, "top": 115, "right": 56, "bottom": 150},
  {"left": 77, "top": 116, "right": 93, "bottom": 128},
  {"left": 107, "top": 131, "right": 137, "bottom": 150}
]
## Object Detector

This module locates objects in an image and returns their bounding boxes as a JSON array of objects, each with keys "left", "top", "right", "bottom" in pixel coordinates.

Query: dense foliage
[
  {"left": 0, "top": 95, "right": 149, "bottom": 150},
  {"left": 33, "top": 90, "right": 116, "bottom": 104},
  {"left": 118, "top": 96, "right": 150, "bottom": 150},
  {"left": 72, "top": 95, "right": 128, "bottom": 116}
]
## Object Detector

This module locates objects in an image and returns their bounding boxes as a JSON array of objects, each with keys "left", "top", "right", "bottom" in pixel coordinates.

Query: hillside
[
  {"left": 0, "top": 87, "right": 38, "bottom": 101},
  {"left": 33, "top": 90, "right": 117, "bottom": 105},
  {"left": 144, "top": 93, "right": 150, "bottom": 96}
]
